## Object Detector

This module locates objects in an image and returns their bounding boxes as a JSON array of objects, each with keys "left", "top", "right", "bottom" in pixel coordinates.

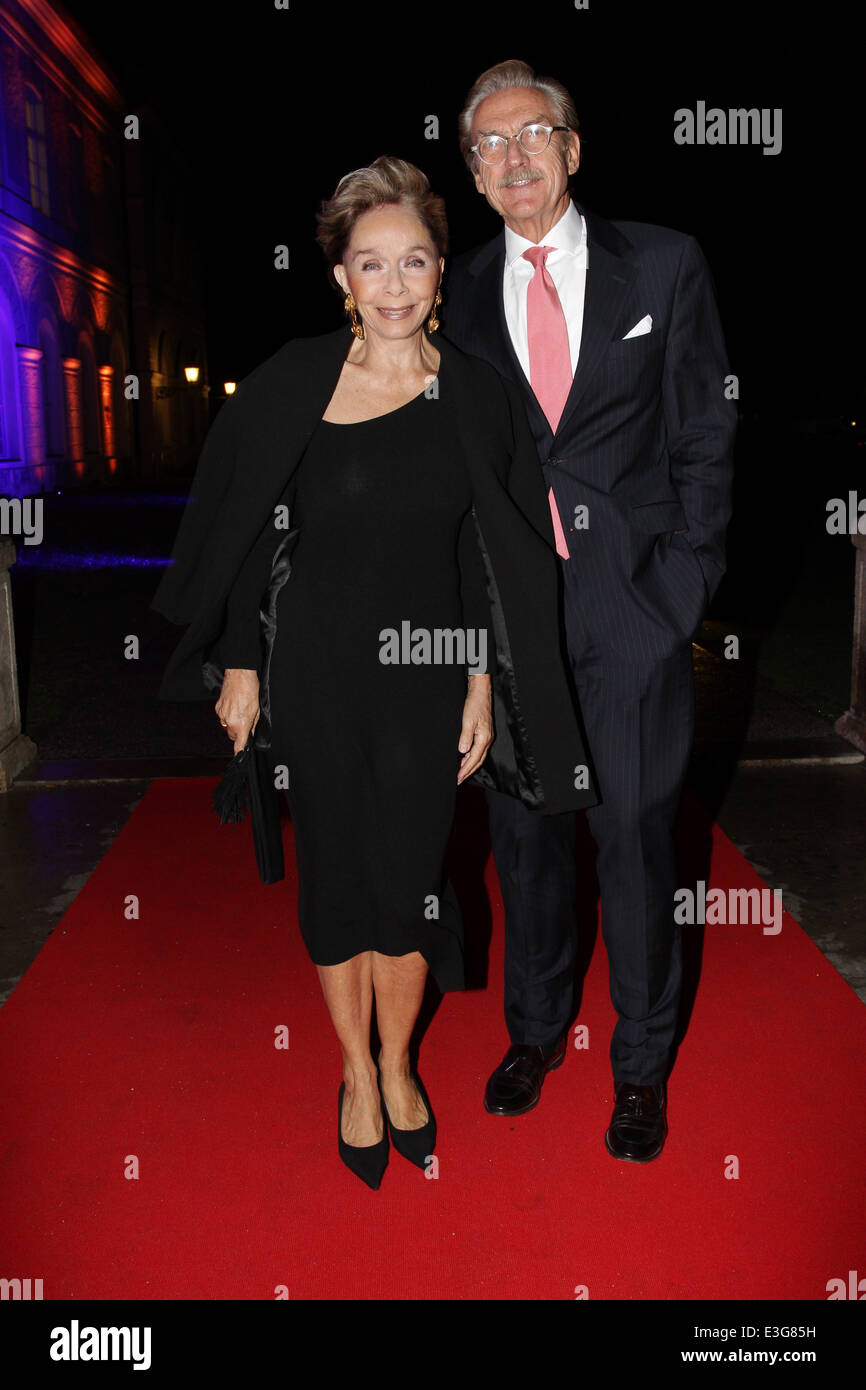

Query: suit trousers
[{"left": 485, "top": 581, "right": 694, "bottom": 1087}]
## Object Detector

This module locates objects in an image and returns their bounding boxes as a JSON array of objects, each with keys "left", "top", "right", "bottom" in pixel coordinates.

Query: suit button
[{"left": 546, "top": 455, "right": 560, "bottom": 466}]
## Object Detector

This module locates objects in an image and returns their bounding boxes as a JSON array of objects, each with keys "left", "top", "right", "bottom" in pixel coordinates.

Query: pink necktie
[{"left": 522, "top": 245, "right": 571, "bottom": 559}]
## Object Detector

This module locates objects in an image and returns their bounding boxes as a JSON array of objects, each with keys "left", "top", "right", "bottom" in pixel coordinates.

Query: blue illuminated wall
[
  {"left": 0, "top": 1, "right": 209, "bottom": 504},
  {"left": 0, "top": 0, "right": 136, "bottom": 498}
]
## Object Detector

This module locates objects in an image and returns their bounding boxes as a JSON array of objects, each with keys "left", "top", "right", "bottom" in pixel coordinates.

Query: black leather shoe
[
  {"left": 605, "top": 1082, "right": 667, "bottom": 1162},
  {"left": 484, "top": 1036, "right": 567, "bottom": 1116}
]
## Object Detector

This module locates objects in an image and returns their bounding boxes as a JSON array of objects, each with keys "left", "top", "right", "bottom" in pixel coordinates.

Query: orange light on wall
[
  {"left": 184, "top": 366, "right": 199, "bottom": 383},
  {"left": 62, "top": 356, "right": 85, "bottom": 469},
  {"left": 18, "top": 345, "right": 47, "bottom": 468},
  {"left": 98, "top": 364, "right": 115, "bottom": 460},
  {"left": 224, "top": 382, "right": 236, "bottom": 395}
]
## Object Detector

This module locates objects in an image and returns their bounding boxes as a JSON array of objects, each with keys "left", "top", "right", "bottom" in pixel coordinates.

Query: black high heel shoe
[
  {"left": 379, "top": 1072, "right": 436, "bottom": 1170},
  {"left": 337, "top": 1082, "right": 388, "bottom": 1190}
]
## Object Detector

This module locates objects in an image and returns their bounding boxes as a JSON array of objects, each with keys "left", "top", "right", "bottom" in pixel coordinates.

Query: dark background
[
  {"left": 15, "top": 0, "right": 863, "bottom": 755},
  {"left": 61, "top": 0, "right": 863, "bottom": 415}
]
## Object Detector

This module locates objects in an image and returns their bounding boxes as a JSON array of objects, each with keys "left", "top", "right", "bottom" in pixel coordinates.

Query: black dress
[{"left": 213, "top": 385, "right": 492, "bottom": 993}]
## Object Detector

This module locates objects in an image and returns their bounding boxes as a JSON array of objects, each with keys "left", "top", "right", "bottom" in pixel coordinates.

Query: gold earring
[
  {"left": 428, "top": 287, "right": 442, "bottom": 334},
  {"left": 344, "top": 290, "right": 365, "bottom": 340}
]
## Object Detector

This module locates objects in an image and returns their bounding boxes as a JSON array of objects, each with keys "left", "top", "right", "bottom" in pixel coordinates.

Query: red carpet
[{"left": 1, "top": 778, "right": 864, "bottom": 1300}]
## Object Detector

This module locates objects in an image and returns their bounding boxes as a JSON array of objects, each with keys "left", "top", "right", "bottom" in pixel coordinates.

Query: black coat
[{"left": 150, "top": 324, "right": 597, "bottom": 815}]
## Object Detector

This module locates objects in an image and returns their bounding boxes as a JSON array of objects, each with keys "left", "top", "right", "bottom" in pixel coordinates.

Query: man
[{"left": 444, "top": 59, "right": 736, "bottom": 1161}]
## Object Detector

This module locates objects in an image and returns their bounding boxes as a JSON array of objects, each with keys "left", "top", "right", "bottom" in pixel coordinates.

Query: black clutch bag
[
  {"left": 211, "top": 735, "right": 285, "bottom": 885},
  {"left": 203, "top": 525, "right": 299, "bottom": 887}
]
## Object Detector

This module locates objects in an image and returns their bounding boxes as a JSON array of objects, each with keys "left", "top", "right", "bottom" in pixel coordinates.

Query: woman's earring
[
  {"left": 428, "top": 287, "right": 442, "bottom": 334},
  {"left": 344, "top": 290, "right": 365, "bottom": 340}
]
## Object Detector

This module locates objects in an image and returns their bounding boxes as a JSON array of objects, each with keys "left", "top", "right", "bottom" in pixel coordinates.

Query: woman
[{"left": 151, "top": 157, "right": 596, "bottom": 1190}]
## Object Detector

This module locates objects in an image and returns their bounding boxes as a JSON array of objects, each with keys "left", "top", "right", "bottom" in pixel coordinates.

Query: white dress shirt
[{"left": 503, "top": 199, "right": 588, "bottom": 382}]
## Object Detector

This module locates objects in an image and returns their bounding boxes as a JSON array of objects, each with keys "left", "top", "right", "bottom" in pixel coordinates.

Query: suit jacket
[
  {"left": 442, "top": 201, "right": 738, "bottom": 663},
  {"left": 150, "top": 323, "right": 597, "bottom": 815}
]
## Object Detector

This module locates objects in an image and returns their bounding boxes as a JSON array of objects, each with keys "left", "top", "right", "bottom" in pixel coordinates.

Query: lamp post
[
  {"left": 0, "top": 540, "right": 37, "bottom": 792},
  {"left": 155, "top": 364, "right": 199, "bottom": 399},
  {"left": 835, "top": 531, "right": 866, "bottom": 753},
  {"left": 153, "top": 365, "right": 202, "bottom": 476}
]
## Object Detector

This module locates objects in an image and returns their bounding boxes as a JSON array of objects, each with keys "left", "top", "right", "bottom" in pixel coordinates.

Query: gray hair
[{"left": 458, "top": 59, "right": 580, "bottom": 173}]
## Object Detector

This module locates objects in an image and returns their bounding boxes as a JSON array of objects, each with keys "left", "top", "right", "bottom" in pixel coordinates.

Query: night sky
[{"left": 61, "top": 0, "right": 863, "bottom": 418}]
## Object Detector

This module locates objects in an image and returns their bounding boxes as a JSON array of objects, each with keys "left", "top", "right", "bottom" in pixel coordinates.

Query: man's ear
[
  {"left": 473, "top": 165, "right": 486, "bottom": 196},
  {"left": 567, "top": 133, "right": 581, "bottom": 175}
]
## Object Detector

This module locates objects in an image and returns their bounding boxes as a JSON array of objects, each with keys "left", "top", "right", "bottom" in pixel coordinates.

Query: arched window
[
  {"left": 38, "top": 320, "right": 65, "bottom": 457},
  {"left": 110, "top": 334, "right": 131, "bottom": 461},
  {"left": 78, "top": 336, "right": 101, "bottom": 456},
  {"left": 67, "top": 122, "right": 84, "bottom": 231},
  {"left": 24, "top": 85, "right": 51, "bottom": 216}
]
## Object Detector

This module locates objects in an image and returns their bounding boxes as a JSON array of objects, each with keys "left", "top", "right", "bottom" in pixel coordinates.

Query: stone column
[
  {"left": 16, "top": 345, "right": 46, "bottom": 473},
  {"left": 98, "top": 363, "right": 115, "bottom": 475},
  {"left": 0, "top": 539, "right": 37, "bottom": 791},
  {"left": 835, "top": 532, "right": 866, "bottom": 753},
  {"left": 62, "top": 356, "right": 84, "bottom": 476}
]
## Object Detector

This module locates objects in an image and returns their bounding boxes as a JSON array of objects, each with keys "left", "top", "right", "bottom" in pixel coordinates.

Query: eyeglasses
[{"left": 470, "top": 123, "right": 571, "bottom": 166}]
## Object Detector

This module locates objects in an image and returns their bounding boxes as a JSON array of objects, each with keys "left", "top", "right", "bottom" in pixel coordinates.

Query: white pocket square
[{"left": 622, "top": 314, "right": 653, "bottom": 339}]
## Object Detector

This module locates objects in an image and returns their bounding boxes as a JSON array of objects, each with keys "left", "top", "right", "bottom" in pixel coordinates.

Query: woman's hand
[
  {"left": 215, "top": 669, "right": 260, "bottom": 754},
  {"left": 457, "top": 673, "right": 493, "bottom": 784}
]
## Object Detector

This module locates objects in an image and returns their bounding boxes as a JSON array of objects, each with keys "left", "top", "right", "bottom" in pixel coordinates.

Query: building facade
[{"left": 0, "top": 0, "right": 208, "bottom": 497}]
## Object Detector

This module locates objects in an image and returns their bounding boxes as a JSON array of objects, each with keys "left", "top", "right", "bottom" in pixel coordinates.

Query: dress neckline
[{"left": 320, "top": 381, "right": 436, "bottom": 427}]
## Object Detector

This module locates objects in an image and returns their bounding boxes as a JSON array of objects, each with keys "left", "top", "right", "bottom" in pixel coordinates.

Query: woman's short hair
[
  {"left": 316, "top": 156, "right": 448, "bottom": 290},
  {"left": 458, "top": 58, "right": 580, "bottom": 173}
]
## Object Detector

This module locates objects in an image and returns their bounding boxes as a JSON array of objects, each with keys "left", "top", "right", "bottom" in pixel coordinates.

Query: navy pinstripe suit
[{"left": 443, "top": 200, "right": 736, "bottom": 1086}]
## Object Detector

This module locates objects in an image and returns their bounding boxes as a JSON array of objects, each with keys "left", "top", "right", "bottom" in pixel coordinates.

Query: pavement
[
  {"left": 2, "top": 634, "right": 863, "bottom": 1010},
  {"left": 1, "top": 473, "right": 863, "bottom": 1011},
  {"left": 690, "top": 645, "right": 866, "bottom": 1005}
]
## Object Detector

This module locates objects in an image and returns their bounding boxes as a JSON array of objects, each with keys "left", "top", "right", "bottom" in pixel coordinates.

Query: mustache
[{"left": 498, "top": 171, "right": 544, "bottom": 188}]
